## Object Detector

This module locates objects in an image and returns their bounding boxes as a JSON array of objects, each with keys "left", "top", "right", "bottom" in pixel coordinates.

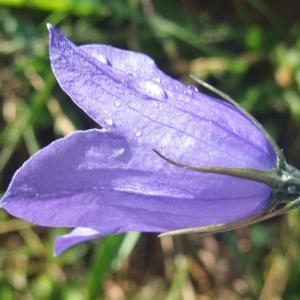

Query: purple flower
[{"left": 1, "top": 24, "right": 300, "bottom": 255}]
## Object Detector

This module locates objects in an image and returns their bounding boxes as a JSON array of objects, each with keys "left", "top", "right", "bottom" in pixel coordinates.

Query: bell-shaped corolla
[{"left": 1, "top": 25, "right": 283, "bottom": 255}]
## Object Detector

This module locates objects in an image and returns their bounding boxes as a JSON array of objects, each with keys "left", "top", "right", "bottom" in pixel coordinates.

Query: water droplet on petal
[
  {"left": 114, "top": 100, "right": 121, "bottom": 107},
  {"left": 112, "top": 147, "right": 125, "bottom": 158},
  {"left": 105, "top": 119, "right": 114, "bottom": 126},
  {"left": 133, "top": 80, "right": 168, "bottom": 100},
  {"left": 133, "top": 127, "right": 143, "bottom": 137},
  {"left": 187, "top": 85, "right": 198, "bottom": 93},
  {"left": 91, "top": 53, "right": 111, "bottom": 66}
]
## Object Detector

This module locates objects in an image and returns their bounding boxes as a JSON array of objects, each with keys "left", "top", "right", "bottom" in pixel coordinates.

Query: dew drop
[
  {"left": 133, "top": 80, "right": 168, "bottom": 100},
  {"left": 187, "top": 85, "right": 198, "bottom": 93},
  {"left": 114, "top": 100, "right": 121, "bottom": 107},
  {"left": 105, "top": 118, "right": 114, "bottom": 126},
  {"left": 91, "top": 53, "right": 111, "bottom": 66},
  {"left": 133, "top": 127, "right": 143, "bottom": 137},
  {"left": 112, "top": 147, "right": 125, "bottom": 158}
]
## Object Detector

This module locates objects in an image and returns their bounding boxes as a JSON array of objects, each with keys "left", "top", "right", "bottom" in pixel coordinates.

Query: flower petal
[
  {"left": 54, "top": 227, "right": 101, "bottom": 256},
  {"left": 1, "top": 129, "right": 272, "bottom": 237},
  {"left": 48, "top": 25, "right": 276, "bottom": 170}
]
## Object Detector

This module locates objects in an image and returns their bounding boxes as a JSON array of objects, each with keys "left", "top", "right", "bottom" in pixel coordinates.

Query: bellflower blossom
[{"left": 1, "top": 25, "right": 300, "bottom": 256}]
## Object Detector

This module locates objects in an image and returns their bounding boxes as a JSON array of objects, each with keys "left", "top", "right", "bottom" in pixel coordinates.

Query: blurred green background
[{"left": 1, "top": 0, "right": 300, "bottom": 299}]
